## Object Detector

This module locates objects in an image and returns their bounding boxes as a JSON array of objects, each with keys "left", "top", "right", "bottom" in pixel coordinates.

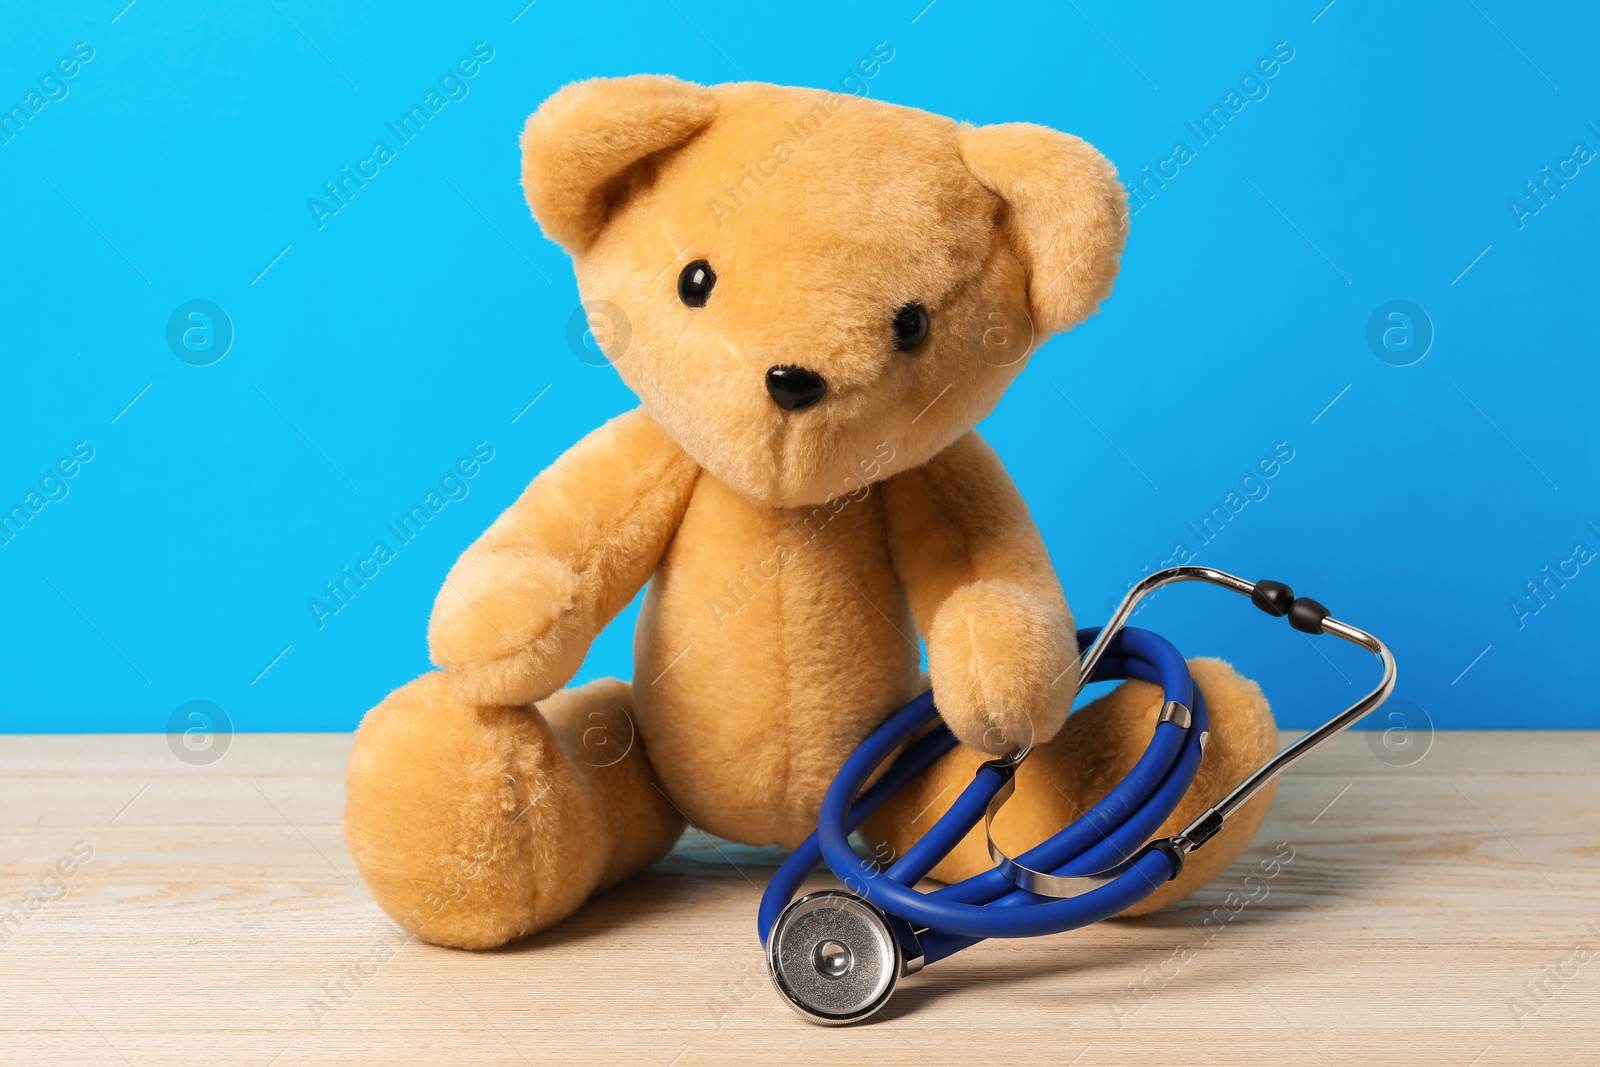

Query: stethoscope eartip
[{"left": 766, "top": 890, "right": 920, "bottom": 1026}]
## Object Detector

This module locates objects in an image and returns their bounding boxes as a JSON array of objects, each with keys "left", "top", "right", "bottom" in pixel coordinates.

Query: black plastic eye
[
  {"left": 893, "top": 302, "right": 928, "bottom": 351},
  {"left": 678, "top": 260, "right": 716, "bottom": 307}
]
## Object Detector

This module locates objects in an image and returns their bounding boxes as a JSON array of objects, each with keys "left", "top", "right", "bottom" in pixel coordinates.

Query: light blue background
[{"left": 2, "top": 0, "right": 1595, "bottom": 734}]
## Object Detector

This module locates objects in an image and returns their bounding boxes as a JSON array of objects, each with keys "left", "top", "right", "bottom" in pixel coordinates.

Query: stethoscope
[{"left": 759, "top": 565, "right": 1397, "bottom": 1024}]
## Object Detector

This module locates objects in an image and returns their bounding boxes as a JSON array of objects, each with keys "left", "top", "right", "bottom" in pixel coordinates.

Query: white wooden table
[{"left": 1, "top": 731, "right": 1595, "bottom": 1065}]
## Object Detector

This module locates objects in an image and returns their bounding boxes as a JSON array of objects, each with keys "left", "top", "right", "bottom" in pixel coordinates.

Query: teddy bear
[{"left": 343, "top": 75, "right": 1280, "bottom": 951}]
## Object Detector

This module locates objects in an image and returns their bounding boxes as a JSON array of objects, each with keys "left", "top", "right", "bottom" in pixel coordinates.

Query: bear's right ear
[{"left": 521, "top": 75, "right": 717, "bottom": 254}]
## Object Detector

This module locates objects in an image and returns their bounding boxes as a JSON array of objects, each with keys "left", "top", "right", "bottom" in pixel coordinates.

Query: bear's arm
[
  {"left": 427, "top": 407, "right": 701, "bottom": 706},
  {"left": 880, "top": 431, "right": 1079, "bottom": 751}
]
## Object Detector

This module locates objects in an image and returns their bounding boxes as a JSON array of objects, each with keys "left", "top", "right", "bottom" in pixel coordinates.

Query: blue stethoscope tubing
[
  {"left": 758, "top": 626, "right": 1203, "bottom": 958},
  {"left": 759, "top": 565, "right": 1398, "bottom": 1024}
]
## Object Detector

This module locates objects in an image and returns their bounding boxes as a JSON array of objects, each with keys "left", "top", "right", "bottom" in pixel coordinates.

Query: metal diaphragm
[{"left": 766, "top": 890, "right": 916, "bottom": 1025}]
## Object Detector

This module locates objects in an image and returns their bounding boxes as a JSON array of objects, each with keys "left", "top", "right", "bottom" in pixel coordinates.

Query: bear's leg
[
  {"left": 344, "top": 673, "right": 683, "bottom": 949},
  {"left": 862, "top": 658, "right": 1279, "bottom": 913}
]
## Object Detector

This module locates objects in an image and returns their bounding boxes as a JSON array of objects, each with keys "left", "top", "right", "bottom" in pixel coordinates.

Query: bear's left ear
[
  {"left": 957, "top": 122, "right": 1128, "bottom": 339},
  {"left": 522, "top": 75, "right": 717, "bottom": 254}
]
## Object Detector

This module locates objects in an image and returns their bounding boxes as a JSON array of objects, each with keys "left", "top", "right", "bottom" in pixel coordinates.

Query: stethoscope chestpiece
[
  {"left": 757, "top": 567, "right": 1398, "bottom": 1024},
  {"left": 766, "top": 890, "right": 924, "bottom": 1025}
]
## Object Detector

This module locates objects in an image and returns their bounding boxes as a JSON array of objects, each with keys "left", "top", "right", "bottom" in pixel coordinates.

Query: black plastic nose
[{"left": 765, "top": 365, "right": 827, "bottom": 411}]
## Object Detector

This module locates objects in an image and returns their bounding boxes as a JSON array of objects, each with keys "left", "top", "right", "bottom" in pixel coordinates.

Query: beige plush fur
[{"left": 345, "top": 76, "right": 1280, "bottom": 950}]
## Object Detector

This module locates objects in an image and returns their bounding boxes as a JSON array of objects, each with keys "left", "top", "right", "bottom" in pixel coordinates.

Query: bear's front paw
[
  {"left": 927, "top": 579, "right": 1078, "bottom": 754},
  {"left": 428, "top": 549, "right": 590, "bottom": 706}
]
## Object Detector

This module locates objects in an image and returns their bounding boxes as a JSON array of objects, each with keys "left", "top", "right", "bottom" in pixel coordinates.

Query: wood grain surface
[{"left": 0, "top": 730, "right": 1595, "bottom": 1065}]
